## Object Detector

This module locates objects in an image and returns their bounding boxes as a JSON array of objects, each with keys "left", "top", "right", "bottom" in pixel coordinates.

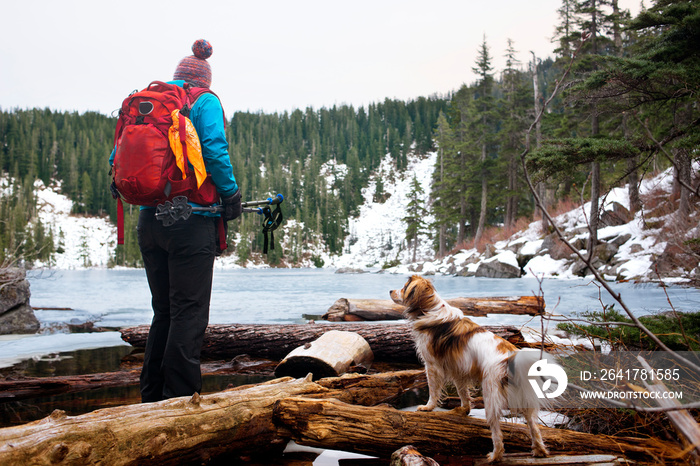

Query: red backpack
[{"left": 111, "top": 81, "right": 222, "bottom": 244}]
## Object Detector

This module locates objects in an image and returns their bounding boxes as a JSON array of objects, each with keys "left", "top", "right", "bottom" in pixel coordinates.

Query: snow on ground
[
  {"left": 329, "top": 152, "right": 436, "bottom": 269},
  {"left": 14, "top": 156, "right": 695, "bottom": 283},
  {"left": 0, "top": 331, "right": 129, "bottom": 369},
  {"left": 34, "top": 180, "right": 116, "bottom": 269}
]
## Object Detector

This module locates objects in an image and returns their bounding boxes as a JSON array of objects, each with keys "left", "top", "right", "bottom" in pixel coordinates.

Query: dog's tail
[{"left": 507, "top": 349, "right": 561, "bottom": 413}]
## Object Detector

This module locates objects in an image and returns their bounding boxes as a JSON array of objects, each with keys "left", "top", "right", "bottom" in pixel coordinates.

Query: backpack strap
[
  {"left": 187, "top": 86, "right": 227, "bottom": 128},
  {"left": 117, "top": 198, "right": 125, "bottom": 245},
  {"left": 217, "top": 216, "right": 227, "bottom": 252}
]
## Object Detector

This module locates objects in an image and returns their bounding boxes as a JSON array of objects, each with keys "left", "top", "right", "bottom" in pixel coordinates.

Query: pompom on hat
[{"left": 173, "top": 39, "right": 213, "bottom": 88}]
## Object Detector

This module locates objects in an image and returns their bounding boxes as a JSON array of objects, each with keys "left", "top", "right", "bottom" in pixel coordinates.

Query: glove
[{"left": 221, "top": 189, "right": 242, "bottom": 222}]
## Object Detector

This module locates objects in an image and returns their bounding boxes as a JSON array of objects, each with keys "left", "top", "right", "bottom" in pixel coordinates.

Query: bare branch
[{"left": 517, "top": 36, "right": 700, "bottom": 374}]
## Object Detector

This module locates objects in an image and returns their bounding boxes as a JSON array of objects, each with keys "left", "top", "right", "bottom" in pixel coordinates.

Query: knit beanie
[{"left": 173, "top": 39, "right": 213, "bottom": 88}]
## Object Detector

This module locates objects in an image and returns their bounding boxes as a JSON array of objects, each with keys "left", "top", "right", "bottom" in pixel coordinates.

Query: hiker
[{"left": 110, "top": 39, "right": 242, "bottom": 402}]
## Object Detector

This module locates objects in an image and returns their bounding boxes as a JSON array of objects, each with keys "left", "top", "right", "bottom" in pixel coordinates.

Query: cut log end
[
  {"left": 275, "top": 330, "right": 374, "bottom": 380},
  {"left": 275, "top": 356, "right": 337, "bottom": 380}
]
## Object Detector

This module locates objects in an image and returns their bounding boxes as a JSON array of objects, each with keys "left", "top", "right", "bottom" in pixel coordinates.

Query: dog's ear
[{"left": 403, "top": 275, "right": 428, "bottom": 306}]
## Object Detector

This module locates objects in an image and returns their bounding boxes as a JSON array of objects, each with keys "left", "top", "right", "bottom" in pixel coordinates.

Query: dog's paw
[
  {"left": 416, "top": 404, "right": 435, "bottom": 412},
  {"left": 486, "top": 451, "right": 503, "bottom": 463},
  {"left": 452, "top": 406, "right": 470, "bottom": 416},
  {"left": 532, "top": 445, "right": 549, "bottom": 458}
]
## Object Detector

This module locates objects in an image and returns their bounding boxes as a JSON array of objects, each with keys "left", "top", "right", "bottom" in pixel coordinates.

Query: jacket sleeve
[{"left": 190, "top": 93, "right": 239, "bottom": 198}]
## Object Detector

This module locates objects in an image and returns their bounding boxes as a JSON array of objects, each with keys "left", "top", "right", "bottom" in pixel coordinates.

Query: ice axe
[{"left": 155, "top": 194, "right": 284, "bottom": 253}]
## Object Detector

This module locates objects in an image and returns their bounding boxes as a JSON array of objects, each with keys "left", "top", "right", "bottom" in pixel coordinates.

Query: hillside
[
  {"left": 29, "top": 155, "right": 700, "bottom": 286},
  {"left": 397, "top": 166, "right": 700, "bottom": 285}
]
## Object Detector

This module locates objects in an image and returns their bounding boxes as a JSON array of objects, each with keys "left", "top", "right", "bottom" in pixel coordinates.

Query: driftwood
[
  {"left": 472, "top": 454, "right": 629, "bottom": 465},
  {"left": 0, "top": 370, "right": 142, "bottom": 402},
  {"left": 324, "top": 296, "right": 545, "bottom": 321},
  {"left": 0, "top": 371, "right": 426, "bottom": 465},
  {"left": 638, "top": 356, "right": 700, "bottom": 458},
  {"left": 121, "top": 322, "right": 528, "bottom": 363},
  {"left": 275, "top": 330, "right": 374, "bottom": 379},
  {"left": 273, "top": 397, "right": 684, "bottom": 464},
  {"left": 0, "top": 358, "right": 277, "bottom": 403}
]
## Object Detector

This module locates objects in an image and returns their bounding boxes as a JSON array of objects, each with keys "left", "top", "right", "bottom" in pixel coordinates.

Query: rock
[
  {"left": 504, "top": 241, "right": 524, "bottom": 255},
  {"left": 475, "top": 260, "right": 521, "bottom": 279},
  {"left": 0, "top": 268, "right": 39, "bottom": 335},
  {"left": 0, "top": 303, "right": 40, "bottom": 334},
  {"left": 455, "top": 267, "right": 476, "bottom": 277},
  {"left": 483, "top": 244, "right": 497, "bottom": 260},
  {"left": 408, "top": 263, "right": 424, "bottom": 273},
  {"left": 539, "top": 233, "right": 572, "bottom": 261},
  {"left": 629, "top": 243, "right": 644, "bottom": 254},
  {"left": 335, "top": 268, "right": 368, "bottom": 274},
  {"left": 538, "top": 234, "right": 555, "bottom": 254},
  {"left": 651, "top": 243, "right": 696, "bottom": 275},
  {"left": 572, "top": 258, "right": 604, "bottom": 277},
  {"left": 610, "top": 233, "right": 632, "bottom": 247},
  {"left": 593, "top": 241, "right": 619, "bottom": 264},
  {"left": 570, "top": 236, "right": 587, "bottom": 251},
  {"left": 0, "top": 268, "right": 30, "bottom": 313},
  {"left": 516, "top": 252, "right": 535, "bottom": 269},
  {"left": 571, "top": 260, "right": 590, "bottom": 277},
  {"left": 600, "top": 201, "right": 632, "bottom": 227}
]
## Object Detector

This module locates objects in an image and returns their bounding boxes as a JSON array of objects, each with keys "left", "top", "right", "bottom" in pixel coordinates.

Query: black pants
[{"left": 137, "top": 209, "right": 217, "bottom": 402}]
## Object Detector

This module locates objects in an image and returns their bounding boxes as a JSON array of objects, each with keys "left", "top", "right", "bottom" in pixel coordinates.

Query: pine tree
[
  {"left": 431, "top": 112, "right": 454, "bottom": 256},
  {"left": 471, "top": 36, "right": 497, "bottom": 247},
  {"left": 404, "top": 174, "right": 428, "bottom": 263},
  {"left": 500, "top": 39, "right": 533, "bottom": 230},
  {"left": 553, "top": 0, "right": 580, "bottom": 58},
  {"left": 579, "top": 0, "right": 700, "bottom": 225}
]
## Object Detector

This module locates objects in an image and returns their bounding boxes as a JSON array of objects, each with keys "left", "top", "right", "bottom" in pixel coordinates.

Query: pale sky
[{"left": 1, "top": 0, "right": 642, "bottom": 116}]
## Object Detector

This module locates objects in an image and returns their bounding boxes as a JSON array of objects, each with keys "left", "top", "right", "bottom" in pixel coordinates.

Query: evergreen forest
[{"left": 0, "top": 0, "right": 697, "bottom": 268}]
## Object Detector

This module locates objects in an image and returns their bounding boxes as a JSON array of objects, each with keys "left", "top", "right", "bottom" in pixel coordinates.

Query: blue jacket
[{"left": 110, "top": 80, "right": 238, "bottom": 214}]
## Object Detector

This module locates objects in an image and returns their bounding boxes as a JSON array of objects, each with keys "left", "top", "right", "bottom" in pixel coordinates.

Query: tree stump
[{"left": 275, "top": 330, "right": 374, "bottom": 380}]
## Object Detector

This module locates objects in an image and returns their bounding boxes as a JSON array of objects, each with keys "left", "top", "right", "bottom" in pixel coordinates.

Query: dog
[{"left": 390, "top": 275, "right": 549, "bottom": 463}]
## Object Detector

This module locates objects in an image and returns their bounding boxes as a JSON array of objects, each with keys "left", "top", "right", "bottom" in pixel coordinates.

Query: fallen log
[
  {"left": 473, "top": 454, "right": 628, "bottom": 465},
  {"left": 273, "top": 397, "right": 684, "bottom": 464},
  {"left": 324, "top": 296, "right": 545, "bottom": 321},
  {"left": 275, "top": 330, "right": 374, "bottom": 379},
  {"left": 0, "top": 371, "right": 426, "bottom": 465},
  {"left": 121, "top": 323, "right": 527, "bottom": 363},
  {"left": 0, "top": 358, "right": 277, "bottom": 403}
]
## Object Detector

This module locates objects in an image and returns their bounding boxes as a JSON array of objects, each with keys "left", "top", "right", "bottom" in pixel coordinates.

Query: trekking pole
[{"left": 155, "top": 194, "right": 284, "bottom": 226}]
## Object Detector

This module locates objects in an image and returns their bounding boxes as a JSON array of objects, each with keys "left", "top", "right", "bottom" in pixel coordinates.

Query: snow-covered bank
[
  {"left": 329, "top": 152, "right": 437, "bottom": 269},
  {"left": 382, "top": 166, "right": 699, "bottom": 284},
  {"left": 22, "top": 155, "right": 700, "bottom": 285},
  {"left": 34, "top": 180, "right": 116, "bottom": 269}
]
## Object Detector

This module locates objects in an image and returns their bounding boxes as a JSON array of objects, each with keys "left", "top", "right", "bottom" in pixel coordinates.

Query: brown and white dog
[{"left": 390, "top": 275, "right": 549, "bottom": 463}]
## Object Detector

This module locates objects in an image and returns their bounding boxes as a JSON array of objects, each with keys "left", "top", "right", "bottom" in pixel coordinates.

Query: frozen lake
[{"left": 1, "top": 268, "right": 699, "bottom": 368}]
